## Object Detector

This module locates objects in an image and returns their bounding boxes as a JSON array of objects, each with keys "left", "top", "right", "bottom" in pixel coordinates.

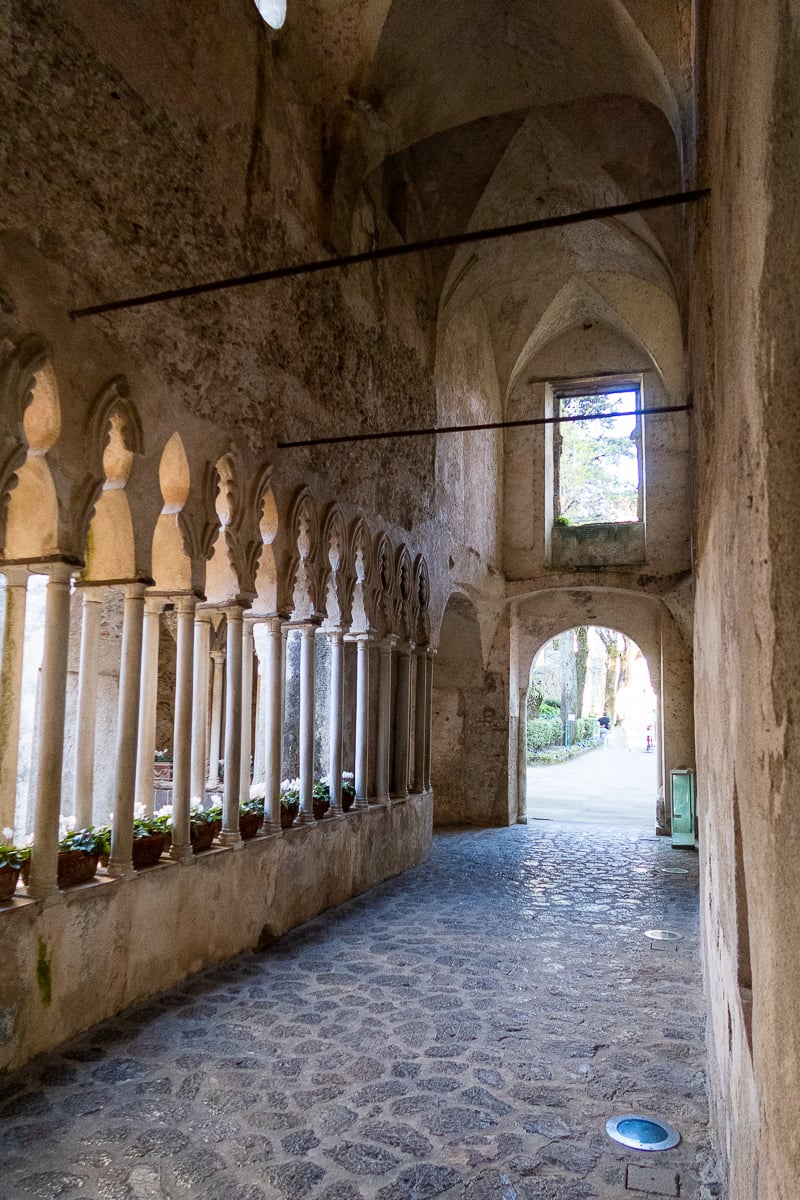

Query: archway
[{"left": 526, "top": 625, "right": 658, "bottom": 827}]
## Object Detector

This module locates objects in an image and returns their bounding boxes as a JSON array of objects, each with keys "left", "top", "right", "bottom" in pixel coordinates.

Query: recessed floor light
[
  {"left": 606, "top": 1113, "right": 681, "bottom": 1151},
  {"left": 644, "top": 929, "right": 683, "bottom": 942}
]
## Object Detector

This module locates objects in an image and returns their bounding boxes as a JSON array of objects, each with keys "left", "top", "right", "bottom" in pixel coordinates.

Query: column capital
[
  {"left": 210, "top": 648, "right": 226, "bottom": 663},
  {"left": 45, "top": 560, "right": 75, "bottom": 585},
  {"left": 0, "top": 564, "right": 30, "bottom": 587},
  {"left": 174, "top": 594, "right": 197, "bottom": 616},
  {"left": 415, "top": 641, "right": 430, "bottom": 659}
]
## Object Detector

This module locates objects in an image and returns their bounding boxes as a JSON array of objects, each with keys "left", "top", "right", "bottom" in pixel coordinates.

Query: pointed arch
[
  {"left": 151, "top": 433, "right": 193, "bottom": 592},
  {"left": 4, "top": 353, "right": 61, "bottom": 560},
  {"left": 321, "top": 503, "right": 350, "bottom": 628},
  {"left": 287, "top": 486, "right": 321, "bottom": 620},
  {"left": 349, "top": 515, "right": 375, "bottom": 633}
]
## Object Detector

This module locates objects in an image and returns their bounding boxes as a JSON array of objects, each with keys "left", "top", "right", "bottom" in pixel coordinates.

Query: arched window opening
[
  {"left": 5, "top": 363, "right": 60, "bottom": 561},
  {"left": 205, "top": 456, "right": 240, "bottom": 605},
  {"left": 151, "top": 434, "right": 191, "bottom": 592},
  {"left": 85, "top": 412, "right": 136, "bottom": 580}
]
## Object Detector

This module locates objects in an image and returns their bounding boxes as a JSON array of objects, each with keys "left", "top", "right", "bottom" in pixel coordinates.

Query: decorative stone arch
[
  {"left": 205, "top": 452, "right": 246, "bottom": 605},
  {"left": 431, "top": 590, "right": 509, "bottom": 827},
  {"left": 0, "top": 335, "right": 50, "bottom": 554},
  {"left": 151, "top": 432, "right": 193, "bottom": 592},
  {"left": 508, "top": 586, "right": 695, "bottom": 832},
  {"left": 80, "top": 377, "right": 143, "bottom": 581},
  {"left": 3, "top": 352, "right": 62, "bottom": 562},
  {"left": 413, "top": 554, "right": 431, "bottom": 646},
  {"left": 287, "top": 486, "right": 322, "bottom": 620},
  {"left": 349, "top": 516, "right": 375, "bottom": 633},
  {"left": 395, "top": 544, "right": 414, "bottom": 642},
  {"left": 373, "top": 532, "right": 397, "bottom": 636},
  {"left": 321, "top": 503, "right": 351, "bottom": 629},
  {"left": 250, "top": 471, "right": 280, "bottom": 615}
]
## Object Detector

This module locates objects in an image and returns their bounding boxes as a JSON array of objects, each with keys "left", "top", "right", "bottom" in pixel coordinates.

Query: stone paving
[{"left": 0, "top": 820, "right": 722, "bottom": 1200}]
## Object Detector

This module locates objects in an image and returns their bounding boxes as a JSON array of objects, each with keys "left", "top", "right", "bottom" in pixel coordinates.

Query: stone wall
[
  {"left": 691, "top": 1, "right": 800, "bottom": 1195},
  {"left": 0, "top": 795, "right": 432, "bottom": 1072}
]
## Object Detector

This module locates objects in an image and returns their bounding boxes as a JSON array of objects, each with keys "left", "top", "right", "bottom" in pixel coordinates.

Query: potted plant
[
  {"left": 190, "top": 800, "right": 222, "bottom": 853},
  {"left": 341, "top": 772, "right": 356, "bottom": 812},
  {"left": 0, "top": 830, "right": 29, "bottom": 902},
  {"left": 279, "top": 778, "right": 300, "bottom": 829},
  {"left": 312, "top": 778, "right": 331, "bottom": 821},
  {"left": 131, "top": 815, "right": 169, "bottom": 869},
  {"left": 239, "top": 796, "right": 264, "bottom": 840},
  {"left": 20, "top": 823, "right": 110, "bottom": 888}
]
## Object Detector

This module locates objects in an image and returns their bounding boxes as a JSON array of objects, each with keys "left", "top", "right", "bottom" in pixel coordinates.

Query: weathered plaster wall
[
  {"left": 0, "top": 795, "right": 432, "bottom": 1073},
  {"left": 692, "top": 1, "right": 800, "bottom": 1195}
]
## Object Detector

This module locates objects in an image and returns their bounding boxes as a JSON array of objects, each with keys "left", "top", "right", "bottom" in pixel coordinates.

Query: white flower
[
  {"left": 1, "top": 827, "right": 13, "bottom": 841},
  {"left": 154, "top": 804, "right": 173, "bottom": 819},
  {"left": 133, "top": 803, "right": 146, "bottom": 820},
  {"left": 342, "top": 771, "right": 354, "bottom": 781},
  {"left": 59, "top": 815, "right": 76, "bottom": 838},
  {"left": 249, "top": 783, "right": 266, "bottom": 801},
  {"left": 189, "top": 797, "right": 204, "bottom": 812},
  {"left": 21, "top": 834, "right": 34, "bottom": 848}
]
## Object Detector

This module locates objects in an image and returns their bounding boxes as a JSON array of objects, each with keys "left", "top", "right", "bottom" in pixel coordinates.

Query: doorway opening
[{"left": 525, "top": 626, "right": 657, "bottom": 828}]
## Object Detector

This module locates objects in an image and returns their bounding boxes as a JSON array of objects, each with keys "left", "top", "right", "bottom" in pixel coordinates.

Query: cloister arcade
[{"left": 0, "top": 341, "right": 433, "bottom": 904}]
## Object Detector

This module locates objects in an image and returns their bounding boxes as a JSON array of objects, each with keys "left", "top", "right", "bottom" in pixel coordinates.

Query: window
[
  {"left": 554, "top": 382, "right": 643, "bottom": 526},
  {"left": 254, "top": 0, "right": 286, "bottom": 29}
]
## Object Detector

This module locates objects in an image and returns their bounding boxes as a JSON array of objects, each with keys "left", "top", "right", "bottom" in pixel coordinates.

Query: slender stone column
[
  {"left": 170, "top": 596, "right": 196, "bottom": 863},
  {"left": 252, "top": 657, "right": 265, "bottom": 785},
  {"left": 424, "top": 649, "right": 435, "bottom": 790},
  {"left": 27, "top": 563, "right": 73, "bottom": 900},
  {"left": 327, "top": 629, "right": 345, "bottom": 816},
  {"left": 412, "top": 646, "right": 427, "bottom": 794},
  {"left": 354, "top": 635, "right": 371, "bottom": 810},
  {"left": 0, "top": 568, "right": 29, "bottom": 832},
  {"left": 220, "top": 606, "right": 243, "bottom": 845},
  {"left": 108, "top": 583, "right": 147, "bottom": 876},
  {"left": 375, "top": 637, "right": 394, "bottom": 805},
  {"left": 391, "top": 642, "right": 412, "bottom": 799},
  {"left": 516, "top": 687, "right": 528, "bottom": 825},
  {"left": 190, "top": 611, "right": 212, "bottom": 802},
  {"left": 296, "top": 623, "right": 317, "bottom": 825},
  {"left": 260, "top": 617, "right": 284, "bottom": 833},
  {"left": 240, "top": 619, "right": 254, "bottom": 804},
  {"left": 206, "top": 647, "right": 225, "bottom": 790},
  {"left": 71, "top": 588, "right": 103, "bottom": 828},
  {"left": 135, "top": 595, "right": 165, "bottom": 816}
]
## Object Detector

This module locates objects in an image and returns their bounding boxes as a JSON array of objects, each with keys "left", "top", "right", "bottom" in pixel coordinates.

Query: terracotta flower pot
[
  {"left": 239, "top": 812, "right": 262, "bottom": 840},
  {"left": 57, "top": 850, "right": 99, "bottom": 888},
  {"left": 341, "top": 791, "right": 355, "bottom": 812},
  {"left": 0, "top": 863, "right": 20, "bottom": 902},
  {"left": 132, "top": 832, "right": 168, "bottom": 870},
  {"left": 312, "top": 797, "right": 331, "bottom": 821},
  {"left": 190, "top": 820, "right": 220, "bottom": 854},
  {"left": 280, "top": 803, "right": 299, "bottom": 829}
]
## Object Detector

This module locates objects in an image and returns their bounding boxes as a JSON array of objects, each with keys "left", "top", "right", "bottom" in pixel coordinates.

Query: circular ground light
[
  {"left": 644, "top": 929, "right": 683, "bottom": 942},
  {"left": 606, "top": 1114, "right": 681, "bottom": 1151},
  {"left": 661, "top": 867, "right": 689, "bottom": 875}
]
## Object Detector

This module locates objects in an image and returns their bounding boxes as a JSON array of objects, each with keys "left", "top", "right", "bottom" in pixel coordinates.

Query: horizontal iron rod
[
  {"left": 69, "top": 189, "right": 709, "bottom": 319},
  {"left": 277, "top": 404, "right": 692, "bottom": 449}
]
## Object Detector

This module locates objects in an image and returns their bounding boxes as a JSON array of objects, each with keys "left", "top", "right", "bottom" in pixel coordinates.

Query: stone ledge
[{"left": 0, "top": 793, "right": 433, "bottom": 1072}]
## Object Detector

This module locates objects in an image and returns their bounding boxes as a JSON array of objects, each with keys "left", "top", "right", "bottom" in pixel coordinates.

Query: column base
[
  {"left": 106, "top": 860, "right": 137, "bottom": 879},
  {"left": 24, "top": 884, "right": 64, "bottom": 906},
  {"left": 219, "top": 830, "right": 242, "bottom": 847},
  {"left": 170, "top": 843, "right": 194, "bottom": 864},
  {"left": 354, "top": 797, "right": 370, "bottom": 811},
  {"left": 296, "top": 809, "right": 317, "bottom": 826},
  {"left": 259, "top": 820, "right": 282, "bottom": 836}
]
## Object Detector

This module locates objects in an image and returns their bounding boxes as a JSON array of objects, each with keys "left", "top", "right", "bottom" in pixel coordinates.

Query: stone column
[
  {"left": 0, "top": 568, "right": 29, "bottom": 832},
  {"left": 296, "top": 622, "right": 317, "bottom": 825},
  {"left": 327, "top": 629, "right": 345, "bottom": 816},
  {"left": 190, "top": 610, "right": 212, "bottom": 802},
  {"left": 391, "top": 642, "right": 412, "bottom": 799},
  {"left": 240, "top": 618, "right": 254, "bottom": 804},
  {"left": 170, "top": 595, "right": 195, "bottom": 863},
  {"left": 412, "top": 646, "right": 427, "bottom": 794},
  {"left": 424, "top": 649, "right": 435, "bottom": 790},
  {"left": 108, "top": 583, "right": 147, "bottom": 876},
  {"left": 259, "top": 617, "right": 283, "bottom": 833},
  {"left": 27, "top": 563, "right": 73, "bottom": 901},
  {"left": 220, "top": 605, "right": 243, "bottom": 845},
  {"left": 206, "top": 647, "right": 225, "bottom": 790},
  {"left": 354, "top": 635, "right": 371, "bottom": 810},
  {"left": 516, "top": 687, "right": 528, "bottom": 825},
  {"left": 375, "top": 637, "right": 394, "bottom": 805},
  {"left": 71, "top": 588, "right": 103, "bottom": 828},
  {"left": 135, "top": 595, "right": 165, "bottom": 816}
]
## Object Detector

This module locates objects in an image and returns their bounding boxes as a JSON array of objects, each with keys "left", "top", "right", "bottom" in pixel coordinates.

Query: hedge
[
  {"left": 573, "top": 717, "right": 597, "bottom": 743},
  {"left": 528, "top": 717, "right": 564, "bottom": 749}
]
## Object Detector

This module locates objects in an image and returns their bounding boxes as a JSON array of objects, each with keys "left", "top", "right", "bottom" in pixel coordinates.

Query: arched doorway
[{"left": 526, "top": 625, "right": 658, "bottom": 827}]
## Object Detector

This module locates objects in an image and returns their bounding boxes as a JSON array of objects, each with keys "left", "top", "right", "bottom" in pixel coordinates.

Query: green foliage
[
  {"left": 0, "top": 836, "right": 30, "bottom": 869},
  {"left": 573, "top": 717, "right": 597, "bottom": 743},
  {"left": 59, "top": 826, "right": 109, "bottom": 856},
  {"left": 528, "top": 717, "right": 564, "bottom": 750},
  {"left": 539, "top": 700, "right": 560, "bottom": 718},
  {"left": 558, "top": 391, "right": 639, "bottom": 525},
  {"left": 239, "top": 797, "right": 265, "bottom": 819}
]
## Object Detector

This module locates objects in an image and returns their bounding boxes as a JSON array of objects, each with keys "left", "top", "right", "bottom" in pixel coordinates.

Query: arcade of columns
[{"left": 0, "top": 341, "right": 434, "bottom": 904}]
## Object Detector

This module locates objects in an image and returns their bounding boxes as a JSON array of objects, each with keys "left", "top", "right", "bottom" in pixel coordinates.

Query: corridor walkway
[
  {"left": 0, "top": 824, "right": 720, "bottom": 1200},
  {"left": 527, "top": 733, "right": 657, "bottom": 827}
]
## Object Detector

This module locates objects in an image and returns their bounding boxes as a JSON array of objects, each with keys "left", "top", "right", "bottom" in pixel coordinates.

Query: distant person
[{"left": 598, "top": 712, "right": 611, "bottom": 746}]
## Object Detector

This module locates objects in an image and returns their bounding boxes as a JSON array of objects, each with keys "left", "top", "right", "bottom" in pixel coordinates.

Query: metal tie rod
[
  {"left": 69, "top": 189, "right": 709, "bottom": 319},
  {"left": 277, "top": 404, "right": 692, "bottom": 450}
]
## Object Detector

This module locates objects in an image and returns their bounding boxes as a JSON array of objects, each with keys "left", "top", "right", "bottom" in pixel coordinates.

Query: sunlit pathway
[
  {"left": 0, "top": 824, "right": 719, "bottom": 1200},
  {"left": 527, "top": 730, "right": 658, "bottom": 828}
]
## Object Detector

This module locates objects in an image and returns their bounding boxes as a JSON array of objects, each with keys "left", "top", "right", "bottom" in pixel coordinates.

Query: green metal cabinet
[{"left": 670, "top": 769, "right": 696, "bottom": 846}]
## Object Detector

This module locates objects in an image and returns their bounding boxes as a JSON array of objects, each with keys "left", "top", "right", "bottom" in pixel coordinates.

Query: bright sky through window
[
  {"left": 254, "top": 0, "right": 286, "bottom": 29},
  {"left": 557, "top": 389, "right": 640, "bottom": 525}
]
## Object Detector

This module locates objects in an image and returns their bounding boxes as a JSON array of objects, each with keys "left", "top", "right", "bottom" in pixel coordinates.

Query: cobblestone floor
[{"left": 0, "top": 821, "right": 722, "bottom": 1200}]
